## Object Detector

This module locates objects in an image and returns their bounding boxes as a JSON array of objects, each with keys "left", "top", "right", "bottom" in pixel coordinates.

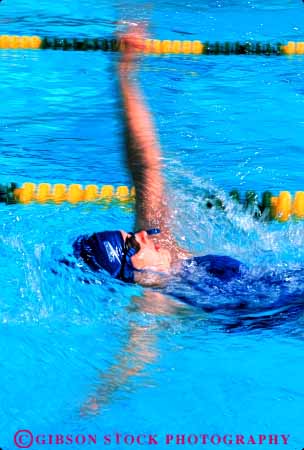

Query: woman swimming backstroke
[{"left": 72, "top": 25, "right": 246, "bottom": 288}]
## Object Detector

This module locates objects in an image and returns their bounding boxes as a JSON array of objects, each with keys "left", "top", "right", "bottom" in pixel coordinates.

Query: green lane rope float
[
  {"left": 230, "top": 190, "right": 304, "bottom": 222},
  {"left": 1, "top": 35, "right": 304, "bottom": 55},
  {"left": 208, "top": 189, "right": 304, "bottom": 222},
  {"left": 1, "top": 182, "right": 304, "bottom": 222}
]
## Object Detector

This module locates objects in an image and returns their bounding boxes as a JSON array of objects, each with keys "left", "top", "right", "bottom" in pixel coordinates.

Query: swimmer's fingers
[
  {"left": 118, "top": 23, "right": 148, "bottom": 69},
  {"left": 118, "top": 22, "right": 147, "bottom": 47},
  {"left": 123, "top": 25, "right": 147, "bottom": 49}
]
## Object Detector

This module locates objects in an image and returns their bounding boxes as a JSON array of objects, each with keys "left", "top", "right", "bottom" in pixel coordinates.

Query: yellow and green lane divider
[
  {"left": 0, "top": 35, "right": 304, "bottom": 55},
  {"left": 0, "top": 182, "right": 135, "bottom": 205},
  {"left": 210, "top": 190, "right": 304, "bottom": 222},
  {"left": 1, "top": 182, "right": 304, "bottom": 222}
]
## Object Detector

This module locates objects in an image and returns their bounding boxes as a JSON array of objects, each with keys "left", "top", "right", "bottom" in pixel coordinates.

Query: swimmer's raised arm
[
  {"left": 119, "top": 67, "right": 163, "bottom": 230},
  {"left": 118, "top": 28, "right": 188, "bottom": 257},
  {"left": 118, "top": 29, "right": 167, "bottom": 231}
]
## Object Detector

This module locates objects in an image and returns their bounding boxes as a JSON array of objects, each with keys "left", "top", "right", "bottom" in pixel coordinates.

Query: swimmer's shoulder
[{"left": 172, "top": 254, "right": 246, "bottom": 282}]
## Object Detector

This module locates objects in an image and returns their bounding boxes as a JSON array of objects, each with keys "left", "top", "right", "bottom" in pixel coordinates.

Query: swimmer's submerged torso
[
  {"left": 67, "top": 240, "right": 304, "bottom": 322},
  {"left": 161, "top": 256, "right": 304, "bottom": 319}
]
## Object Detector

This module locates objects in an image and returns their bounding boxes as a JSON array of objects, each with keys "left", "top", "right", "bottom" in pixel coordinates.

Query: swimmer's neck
[{"left": 133, "top": 252, "right": 190, "bottom": 287}]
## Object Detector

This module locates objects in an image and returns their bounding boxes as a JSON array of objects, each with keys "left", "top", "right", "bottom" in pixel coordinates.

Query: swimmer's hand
[{"left": 118, "top": 24, "right": 147, "bottom": 74}]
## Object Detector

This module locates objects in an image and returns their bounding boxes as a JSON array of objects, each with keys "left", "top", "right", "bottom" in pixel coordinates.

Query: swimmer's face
[{"left": 121, "top": 230, "right": 171, "bottom": 273}]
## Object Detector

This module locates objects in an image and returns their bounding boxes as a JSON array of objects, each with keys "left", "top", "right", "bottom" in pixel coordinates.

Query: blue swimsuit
[
  {"left": 182, "top": 255, "right": 244, "bottom": 282},
  {"left": 162, "top": 255, "right": 304, "bottom": 321},
  {"left": 163, "top": 255, "right": 247, "bottom": 310}
]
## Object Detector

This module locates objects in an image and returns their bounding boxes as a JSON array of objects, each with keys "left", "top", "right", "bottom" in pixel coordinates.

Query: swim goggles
[{"left": 120, "top": 228, "right": 161, "bottom": 281}]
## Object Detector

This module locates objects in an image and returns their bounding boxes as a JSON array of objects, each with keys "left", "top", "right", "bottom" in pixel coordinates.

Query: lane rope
[
  {"left": 2, "top": 182, "right": 135, "bottom": 204},
  {"left": 0, "top": 35, "right": 304, "bottom": 55},
  {"left": 1, "top": 182, "right": 304, "bottom": 222}
]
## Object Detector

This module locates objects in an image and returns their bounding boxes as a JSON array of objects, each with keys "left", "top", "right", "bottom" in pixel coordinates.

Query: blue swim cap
[
  {"left": 73, "top": 231, "right": 132, "bottom": 281},
  {"left": 73, "top": 229, "right": 160, "bottom": 283}
]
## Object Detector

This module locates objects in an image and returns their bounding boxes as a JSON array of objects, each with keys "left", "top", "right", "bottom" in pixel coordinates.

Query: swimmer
[{"left": 73, "top": 26, "right": 245, "bottom": 288}]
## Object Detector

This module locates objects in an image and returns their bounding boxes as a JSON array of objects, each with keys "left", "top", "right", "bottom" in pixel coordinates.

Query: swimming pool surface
[{"left": 1, "top": 0, "right": 304, "bottom": 449}]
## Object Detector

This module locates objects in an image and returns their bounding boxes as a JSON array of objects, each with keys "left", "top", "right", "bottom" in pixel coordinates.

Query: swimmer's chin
[{"left": 134, "top": 268, "right": 171, "bottom": 287}]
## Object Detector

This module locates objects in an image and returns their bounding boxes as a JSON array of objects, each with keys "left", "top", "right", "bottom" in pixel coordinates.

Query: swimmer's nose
[
  {"left": 155, "top": 243, "right": 161, "bottom": 251},
  {"left": 136, "top": 230, "right": 149, "bottom": 244}
]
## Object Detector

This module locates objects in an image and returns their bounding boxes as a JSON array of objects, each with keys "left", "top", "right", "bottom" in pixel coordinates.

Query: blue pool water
[{"left": 1, "top": 0, "right": 304, "bottom": 449}]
